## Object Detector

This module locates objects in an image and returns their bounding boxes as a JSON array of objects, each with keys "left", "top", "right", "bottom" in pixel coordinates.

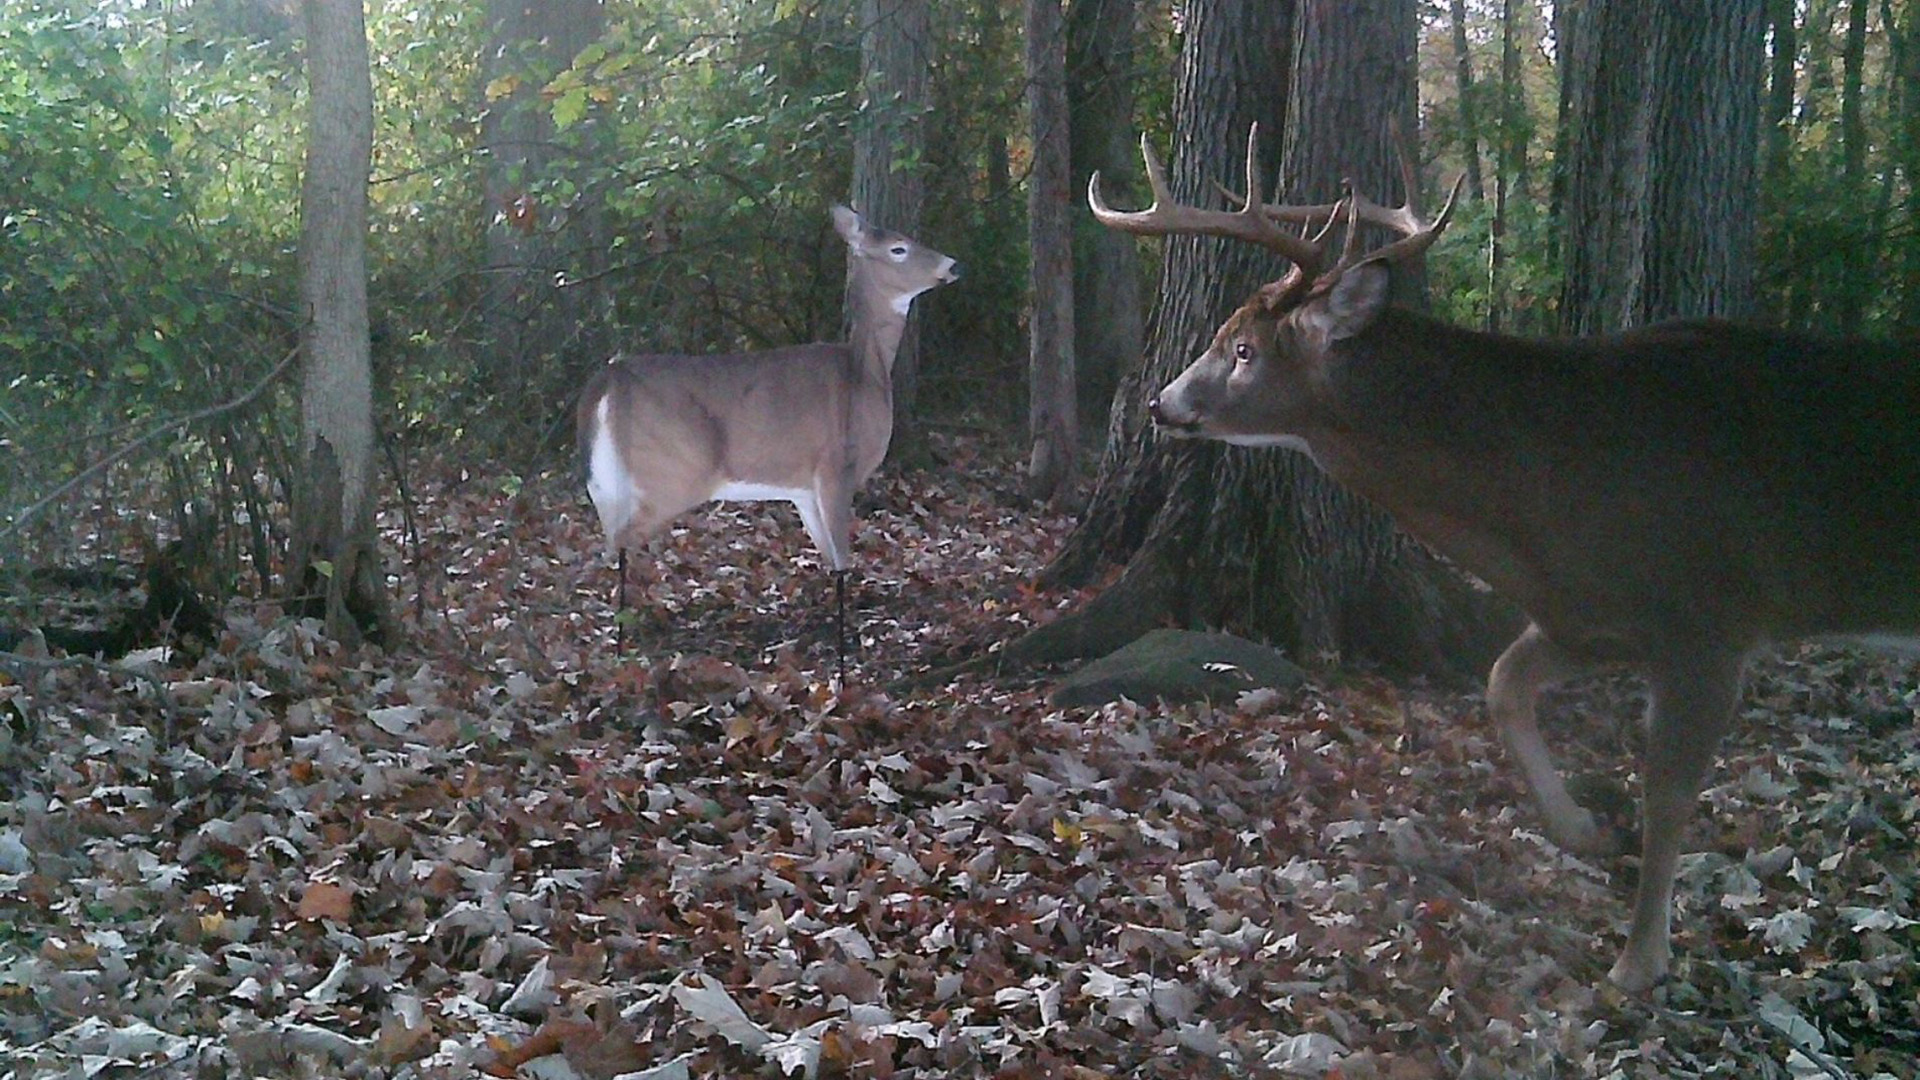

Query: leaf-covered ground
[{"left": 3, "top": 436, "right": 1919, "bottom": 1079}]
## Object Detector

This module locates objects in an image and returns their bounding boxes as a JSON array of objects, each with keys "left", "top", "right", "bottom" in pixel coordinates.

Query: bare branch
[{"left": 3, "top": 339, "right": 304, "bottom": 542}]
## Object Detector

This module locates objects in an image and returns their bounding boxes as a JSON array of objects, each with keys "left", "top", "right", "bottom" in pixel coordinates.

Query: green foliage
[
  {"left": 1753, "top": 0, "right": 1913, "bottom": 338},
  {"left": 1426, "top": 193, "right": 1562, "bottom": 335},
  {"left": 0, "top": 1, "right": 300, "bottom": 569}
]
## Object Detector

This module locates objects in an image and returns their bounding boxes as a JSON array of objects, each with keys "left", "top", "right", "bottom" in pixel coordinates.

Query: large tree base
[
  {"left": 288, "top": 439, "right": 394, "bottom": 649},
  {"left": 1014, "top": 450, "right": 1523, "bottom": 685}
]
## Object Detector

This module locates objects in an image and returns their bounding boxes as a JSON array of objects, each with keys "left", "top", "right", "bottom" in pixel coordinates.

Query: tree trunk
[
  {"left": 1067, "top": 0, "right": 1145, "bottom": 428},
  {"left": 478, "top": 0, "right": 607, "bottom": 423},
  {"left": 1558, "top": 0, "right": 1652, "bottom": 334},
  {"left": 1026, "top": 0, "right": 1078, "bottom": 502},
  {"left": 1895, "top": 0, "right": 1920, "bottom": 332},
  {"left": 1560, "top": 0, "right": 1762, "bottom": 333},
  {"left": 1835, "top": 0, "right": 1871, "bottom": 331},
  {"left": 1642, "top": 0, "right": 1764, "bottom": 324},
  {"left": 1763, "top": 0, "right": 1798, "bottom": 188},
  {"left": 1449, "top": 0, "right": 1487, "bottom": 201},
  {"left": 852, "top": 0, "right": 932, "bottom": 468},
  {"left": 1498, "top": 0, "right": 1532, "bottom": 202},
  {"left": 1264, "top": 0, "right": 1495, "bottom": 668},
  {"left": 291, "top": 0, "right": 388, "bottom": 646},
  {"left": 1488, "top": 0, "right": 1519, "bottom": 332},
  {"left": 1547, "top": 0, "right": 1578, "bottom": 267},
  {"left": 1024, "top": 0, "right": 1510, "bottom": 677}
]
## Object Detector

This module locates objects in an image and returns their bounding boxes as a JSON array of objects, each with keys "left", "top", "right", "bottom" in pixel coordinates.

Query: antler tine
[
  {"left": 1337, "top": 179, "right": 1366, "bottom": 268},
  {"left": 1241, "top": 124, "right": 1265, "bottom": 220},
  {"left": 1390, "top": 117, "right": 1422, "bottom": 218},
  {"left": 1365, "top": 171, "right": 1467, "bottom": 265},
  {"left": 1142, "top": 132, "right": 1177, "bottom": 210},
  {"left": 1319, "top": 125, "right": 1467, "bottom": 267},
  {"left": 1087, "top": 134, "right": 1169, "bottom": 228},
  {"left": 1088, "top": 124, "right": 1326, "bottom": 270}
]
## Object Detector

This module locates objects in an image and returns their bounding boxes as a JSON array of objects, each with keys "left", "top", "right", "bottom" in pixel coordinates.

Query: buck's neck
[{"left": 847, "top": 261, "right": 912, "bottom": 379}]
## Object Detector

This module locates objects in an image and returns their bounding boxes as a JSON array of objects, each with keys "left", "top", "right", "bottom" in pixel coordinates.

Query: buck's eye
[
  {"left": 889, "top": 245, "right": 909, "bottom": 259},
  {"left": 1233, "top": 341, "right": 1253, "bottom": 362}
]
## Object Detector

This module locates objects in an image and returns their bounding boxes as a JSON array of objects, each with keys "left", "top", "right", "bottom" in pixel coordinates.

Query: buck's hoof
[{"left": 1606, "top": 951, "right": 1670, "bottom": 995}]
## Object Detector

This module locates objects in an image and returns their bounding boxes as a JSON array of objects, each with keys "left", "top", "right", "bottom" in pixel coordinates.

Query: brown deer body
[
  {"left": 578, "top": 206, "right": 957, "bottom": 644},
  {"left": 1094, "top": 127, "right": 1920, "bottom": 991}
]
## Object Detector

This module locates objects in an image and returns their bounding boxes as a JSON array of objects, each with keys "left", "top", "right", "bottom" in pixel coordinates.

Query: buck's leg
[
  {"left": 1486, "top": 623, "right": 1611, "bottom": 854},
  {"left": 1609, "top": 649, "right": 1743, "bottom": 992}
]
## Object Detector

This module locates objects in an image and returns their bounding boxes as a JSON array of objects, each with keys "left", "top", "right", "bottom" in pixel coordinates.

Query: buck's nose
[
  {"left": 942, "top": 260, "right": 964, "bottom": 283},
  {"left": 1147, "top": 396, "right": 1165, "bottom": 423}
]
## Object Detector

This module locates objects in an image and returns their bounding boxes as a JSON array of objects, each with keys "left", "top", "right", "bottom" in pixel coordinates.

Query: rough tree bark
[
  {"left": 290, "top": 0, "right": 389, "bottom": 646},
  {"left": 1067, "top": 0, "right": 1145, "bottom": 426},
  {"left": 1643, "top": 1, "right": 1764, "bottom": 324},
  {"left": 478, "top": 0, "right": 607, "bottom": 411},
  {"left": 1019, "top": 0, "right": 1510, "bottom": 677},
  {"left": 852, "top": 0, "right": 933, "bottom": 467},
  {"left": 1560, "top": 0, "right": 1763, "bottom": 333},
  {"left": 1026, "top": 0, "right": 1078, "bottom": 502}
]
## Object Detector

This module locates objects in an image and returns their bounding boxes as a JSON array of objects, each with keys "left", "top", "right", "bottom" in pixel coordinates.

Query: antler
[
  {"left": 1088, "top": 123, "right": 1329, "bottom": 275},
  {"left": 1277, "top": 122, "right": 1466, "bottom": 270},
  {"left": 1091, "top": 122, "right": 1465, "bottom": 280}
]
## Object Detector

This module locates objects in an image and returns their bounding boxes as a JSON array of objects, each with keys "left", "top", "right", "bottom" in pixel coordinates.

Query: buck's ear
[
  {"left": 1314, "top": 259, "right": 1393, "bottom": 340},
  {"left": 830, "top": 204, "right": 864, "bottom": 243}
]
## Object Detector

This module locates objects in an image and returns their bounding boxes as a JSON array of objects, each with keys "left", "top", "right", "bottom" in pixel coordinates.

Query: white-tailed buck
[
  {"left": 1091, "top": 125, "right": 1920, "bottom": 992},
  {"left": 577, "top": 205, "right": 958, "bottom": 662}
]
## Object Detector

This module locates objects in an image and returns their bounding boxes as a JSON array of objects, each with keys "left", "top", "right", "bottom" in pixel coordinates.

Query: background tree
[
  {"left": 1561, "top": 0, "right": 1764, "bottom": 332},
  {"left": 1446, "top": 0, "right": 1487, "bottom": 202},
  {"left": 1836, "top": 0, "right": 1872, "bottom": 330},
  {"left": 478, "top": 0, "right": 608, "bottom": 425},
  {"left": 1020, "top": 0, "right": 1296, "bottom": 662},
  {"left": 290, "top": 0, "right": 387, "bottom": 644},
  {"left": 852, "top": 0, "right": 933, "bottom": 465},
  {"left": 1894, "top": 0, "right": 1920, "bottom": 332},
  {"left": 1067, "top": 0, "right": 1146, "bottom": 426},
  {"left": 1025, "top": 0, "right": 1078, "bottom": 502},
  {"left": 1418, "top": 0, "right": 1555, "bottom": 334}
]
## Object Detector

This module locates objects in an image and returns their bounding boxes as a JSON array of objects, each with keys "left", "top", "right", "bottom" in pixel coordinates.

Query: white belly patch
[{"left": 712, "top": 481, "right": 812, "bottom": 504}]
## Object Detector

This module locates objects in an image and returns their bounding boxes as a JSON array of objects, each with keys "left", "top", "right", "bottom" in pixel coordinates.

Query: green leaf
[{"left": 550, "top": 86, "right": 588, "bottom": 130}]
